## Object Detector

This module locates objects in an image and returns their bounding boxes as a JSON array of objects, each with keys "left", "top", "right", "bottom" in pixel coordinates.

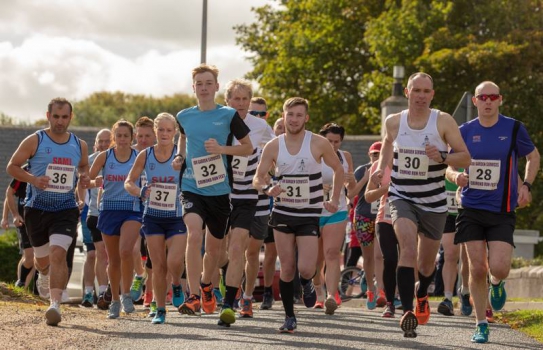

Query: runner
[
  {"left": 447, "top": 81, "right": 539, "bottom": 343},
  {"left": 90, "top": 120, "right": 142, "bottom": 319},
  {"left": 125, "top": 113, "right": 187, "bottom": 324},
  {"left": 173, "top": 64, "right": 252, "bottom": 328},
  {"left": 6, "top": 97, "right": 90, "bottom": 326},
  {"left": 254, "top": 97, "right": 345, "bottom": 333}
]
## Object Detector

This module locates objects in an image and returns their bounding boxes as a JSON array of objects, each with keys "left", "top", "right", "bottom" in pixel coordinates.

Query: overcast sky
[{"left": 0, "top": 0, "right": 273, "bottom": 123}]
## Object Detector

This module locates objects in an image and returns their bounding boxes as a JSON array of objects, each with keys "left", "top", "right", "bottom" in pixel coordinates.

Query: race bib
[
  {"left": 469, "top": 159, "right": 501, "bottom": 190},
  {"left": 446, "top": 190, "right": 458, "bottom": 214},
  {"left": 396, "top": 147, "right": 429, "bottom": 179},
  {"left": 232, "top": 156, "right": 249, "bottom": 181},
  {"left": 148, "top": 183, "right": 177, "bottom": 211},
  {"left": 278, "top": 176, "right": 310, "bottom": 207},
  {"left": 370, "top": 200, "right": 379, "bottom": 215},
  {"left": 45, "top": 164, "right": 75, "bottom": 193},
  {"left": 192, "top": 154, "right": 227, "bottom": 188}
]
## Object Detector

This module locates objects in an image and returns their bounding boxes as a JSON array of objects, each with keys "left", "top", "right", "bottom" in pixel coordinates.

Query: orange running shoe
[
  {"left": 178, "top": 294, "right": 201, "bottom": 316},
  {"left": 143, "top": 291, "right": 153, "bottom": 308},
  {"left": 415, "top": 295, "right": 431, "bottom": 325},
  {"left": 334, "top": 291, "right": 342, "bottom": 306},
  {"left": 240, "top": 298, "right": 254, "bottom": 318},
  {"left": 376, "top": 289, "right": 386, "bottom": 307},
  {"left": 201, "top": 284, "right": 217, "bottom": 314},
  {"left": 314, "top": 301, "right": 324, "bottom": 309}
]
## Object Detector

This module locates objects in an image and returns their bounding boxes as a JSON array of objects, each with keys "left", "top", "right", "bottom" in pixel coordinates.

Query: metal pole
[{"left": 201, "top": 0, "right": 207, "bottom": 64}]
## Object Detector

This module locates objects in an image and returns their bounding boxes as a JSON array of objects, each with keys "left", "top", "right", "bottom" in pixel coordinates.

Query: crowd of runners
[{"left": 2, "top": 66, "right": 540, "bottom": 344}]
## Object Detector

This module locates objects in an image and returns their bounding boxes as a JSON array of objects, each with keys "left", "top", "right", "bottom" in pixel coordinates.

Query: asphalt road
[{"left": 85, "top": 301, "right": 541, "bottom": 350}]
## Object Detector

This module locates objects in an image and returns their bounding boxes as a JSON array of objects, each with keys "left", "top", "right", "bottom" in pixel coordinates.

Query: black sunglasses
[{"left": 249, "top": 110, "right": 269, "bottom": 118}]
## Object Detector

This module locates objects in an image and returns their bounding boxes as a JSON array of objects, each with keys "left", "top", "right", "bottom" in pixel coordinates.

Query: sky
[{"left": 0, "top": 0, "right": 274, "bottom": 123}]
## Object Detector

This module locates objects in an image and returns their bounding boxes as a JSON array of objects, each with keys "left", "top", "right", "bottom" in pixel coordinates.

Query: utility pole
[{"left": 201, "top": 0, "right": 208, "bottom": 64}]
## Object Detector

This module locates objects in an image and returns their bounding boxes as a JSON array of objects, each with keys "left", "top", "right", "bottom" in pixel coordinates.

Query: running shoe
[
  {"left": 15, "top": 279, "right": 25, "bottom": 288},
  {"left": 61, "top": 289, "right": 70, "bottom": 304},
  {"left": 214, "top": 288, "right": 223, "bottom": 308},
  {"left": 219, "top": 275, "right": 226, "bottom": 299},
  {"left": 97, "top": 292, "right": 109, "bottom": 310},
  {"left": 166, "top": 289, "right": 173, "bottom": 305},
  {"left": 120, "top": 294, "right": 135, "bottom": 313},
  {"left": 334, "top": 291, "right": 342, "bottom": 306},
  {"left": 240, "top": 298, "right": 253, "bottom": 318},
  {"left": 219, "top": 306, "right": 236, "bottom": 325},
  {"left": 394, "top": 297, "right": 403, "bottom": 309},
  {"left": 143, "top": 291, "right": 153, "bottom": 308},
  {"left": 260, "top": 291, "right": 274, "bottom": 310},
  {"left": 366, "top": 290, "right": 377, "bottom": 310},
  {"left": 486, "top": 308, "right": 495, "bottom": 323},
  {"left": 45, "top": 301, "right": 61, "bottom": 326},
  {"left": 104, "top": 284, "right": 112, "bottom": 303},
  {"left": 382, "top": 302, "right": 395, "bottom": 318},
  {"left": 234, "top": 286, "right": 242, "bottom": 309},
  {"left": 279, "top": 316, "right": 297, "bottom": 334},
  {"left": 360, "top": 274, "right": 368, "bottom": 296},
  {"left": 129, "top": 275, "right": 145, "bottom": 302},
  {"left": 437, "top": 298, "right": 454, "bottom": 316},
  {"left": 314, "top": 301, "right": 324, "bottom": 309},
  {"left": 302, "top": 281, "right": 317, "bottom": 308},
  {"left": 107, "top": 300, "right": 121, "bottom": 319},
  {"left": 81, "top": 292, "right": 94, "bottom": 308},
  {"left": 172, "top": 284, "right": 184, "bottom": 308},
  {"left": 415, "top": 295, "right": 430, "bottom": 325},
  {"left": 324, "top": 297, "right": 338, "bottom": 315},
  {"left": 400, "top": 311, "right": 418, "bottom": 338},
  {"left": 37, "top": 272, "right": 50, "bottom": 299},
  {"left": 152, "top": 308, "right": 166, "bottom": 324},
  {"left": 178, "top": 294, "right": 201, "bottom": 316},
  {"left": 460, "top": 293, "right": 473, "bottom": 316},
  {"left": 148, "top": 301, "right": 157, "bottom": 318},
  {"left": 376, "top": 289, "right": 387, "bottom": 307},
  {"left": 201, "top": 284, "right": 217, "bottom": 314},
  {"left": 471, "top": 323, "right": 489, "bottom": 343},
  {"left": 489, "top": 280, "right": 507, "bottom": 311}
]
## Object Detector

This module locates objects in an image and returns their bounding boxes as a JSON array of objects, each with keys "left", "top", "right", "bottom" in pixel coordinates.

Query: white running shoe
[
  {"left": 37, "top": 273, "right": 50, "bottom": 299},
  {"left": 45, "top": 301, "right": 61, "bottom": 326},
  {"left": 61, "top": 289, "right": 70, "bottom": 304}
]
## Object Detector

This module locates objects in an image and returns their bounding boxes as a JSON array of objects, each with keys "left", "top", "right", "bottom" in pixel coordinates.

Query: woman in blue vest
[
  {"left": 90, "top": 120, "right": 142, "bottom": 319},
  {"left": 125, "top": 113, "right": 187, "bottom": 324}
]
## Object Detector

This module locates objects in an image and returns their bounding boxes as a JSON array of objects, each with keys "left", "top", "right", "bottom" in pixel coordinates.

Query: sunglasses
[
  {"left": 249, "top": 110, "right": 269, "bottom": 118},
  {"left": 475, "top": 94, "right": 500, "bottom": 102}
]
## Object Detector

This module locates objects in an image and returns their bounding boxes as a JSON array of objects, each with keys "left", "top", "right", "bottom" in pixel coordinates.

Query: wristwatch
[
  {"left": 523, "top": 181, "right": 532, "bottom": 192},
  {"left": 439, "top": 151, "right": 448, "bottom": 163}
]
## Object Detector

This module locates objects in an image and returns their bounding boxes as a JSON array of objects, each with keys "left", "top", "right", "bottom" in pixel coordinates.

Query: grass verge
[{"left": 495, "top": 310, "right": 543, "bottom": 343}]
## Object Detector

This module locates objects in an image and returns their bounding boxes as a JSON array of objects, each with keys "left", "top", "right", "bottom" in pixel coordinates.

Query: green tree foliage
[
  {"left": 72, "top": 92, "right": 196, "bottom": 127},
  {"left": 236, "top": 0, "right": 543, "bottom": 239}
]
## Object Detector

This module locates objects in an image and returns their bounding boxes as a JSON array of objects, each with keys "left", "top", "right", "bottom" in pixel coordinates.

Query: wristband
[
  {"left": 523, "top": 181, "right": 532, "bottom": 192},
  {"left": 140, "top": 185, "right": 148, "bottom": 200},
  {"left": 261, "top": 184, "right": 273, "bottom": 193}
]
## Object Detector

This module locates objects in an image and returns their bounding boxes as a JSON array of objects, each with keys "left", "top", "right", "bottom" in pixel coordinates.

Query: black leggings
[
  {"left": 376, "top": 222, "right": 398, "bottom": 303},
  {"left": 345, "top": 246, "right": 362, "bottom": 268}
]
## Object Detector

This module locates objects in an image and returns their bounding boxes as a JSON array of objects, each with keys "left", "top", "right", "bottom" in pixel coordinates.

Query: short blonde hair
[
  {"left": 225, "top": 79, "right": 253, "bottom": 101},
  {"left": 283, "top": 97, "right": 309, "bottom": 113},
  {"left": 154, "top": 112, "right": 178, "bottom": 132}
]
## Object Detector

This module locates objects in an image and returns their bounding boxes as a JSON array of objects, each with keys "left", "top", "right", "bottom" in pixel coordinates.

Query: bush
[
  {"left": 511, "top": 256, "right": 543, "bottom": 269},
  {"left": 0, "top": 230, "right": 20, "bottom": 282}
]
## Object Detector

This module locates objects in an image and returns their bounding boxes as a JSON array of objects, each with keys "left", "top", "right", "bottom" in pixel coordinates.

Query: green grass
[{"left": 495, "top": 310, "right": 543, "bottom": 343}]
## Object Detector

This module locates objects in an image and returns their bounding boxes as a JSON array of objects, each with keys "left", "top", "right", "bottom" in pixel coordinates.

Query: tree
[
  {"left": 237, "top": 0, "right": 543, "bottom": 246},
  {"left": 72, "top": 92, "right": 196, "bottom": 127}
]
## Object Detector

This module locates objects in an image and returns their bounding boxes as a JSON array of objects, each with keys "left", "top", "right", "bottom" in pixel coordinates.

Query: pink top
[{"left": 369, "top": 162, "right": 392, "bottom": 225}]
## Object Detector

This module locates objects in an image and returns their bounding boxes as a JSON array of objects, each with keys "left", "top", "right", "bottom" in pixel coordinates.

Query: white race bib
[
  {"left": 370, "top": 200, "right": 379, "bottom": 215},
  {"left": 469, "top": 159, "right": 501, "bottom": 190},
  {"left": 45, "top": 164, "right": 75, "bottom": 193},
  {"left": 446, "top": 190, "right": 458, "bottom": 214},
  {"left": 192, "top": 154, "right": 227, "bottom": 188},
  {"left": 278, "top": 176, "right": 310, "bottom": 207},
  {"left": 396, "top": 147, "right": 429, "bottom": 179},
  {"left": 232, "top": 156, "right": 249, "bottom": 181},
  {"left": 148, "top": 183, "right": 177, "bottom": 211}
]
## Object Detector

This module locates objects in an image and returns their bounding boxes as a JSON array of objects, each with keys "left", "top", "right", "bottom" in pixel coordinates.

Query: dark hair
[
  {"left": 251, "top": 97, "right": 267, "bottom": 106},
  {"left": 319, "top": 122, "right": 345, "bottom": 140},
  {"left": 48, "top": 97, "right": 73, "bottom": 114}
]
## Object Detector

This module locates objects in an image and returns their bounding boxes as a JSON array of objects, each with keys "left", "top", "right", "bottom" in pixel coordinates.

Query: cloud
[{"left": 0, "top": 35, "right": 254, "bottom": 122}]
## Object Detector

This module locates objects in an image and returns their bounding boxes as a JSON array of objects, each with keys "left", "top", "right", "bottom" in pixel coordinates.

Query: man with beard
[{"left": 253, "top": 97, "right": 344, "bottom": 333}]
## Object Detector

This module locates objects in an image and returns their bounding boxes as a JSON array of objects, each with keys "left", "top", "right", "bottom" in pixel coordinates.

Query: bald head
[
  {"left": 95, "top": 129, "right": 112, "bottom": 152},
  {"left": 475, "top": 81, "right": 500, "bottom": 96}
]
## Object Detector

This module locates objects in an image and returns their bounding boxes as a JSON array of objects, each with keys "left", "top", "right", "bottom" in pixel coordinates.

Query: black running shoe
[
  {"left": 302, "top": 281, "right": 317, "bottom": 308},
  {"left": 260, "top": 291, "right": 274, "bottom": 310},
  {"left": 279, "top": 316, "right": 297, "bottom": 333},
  {"left": 400, "top": 311, "right": 418, "bottom": 338}
]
